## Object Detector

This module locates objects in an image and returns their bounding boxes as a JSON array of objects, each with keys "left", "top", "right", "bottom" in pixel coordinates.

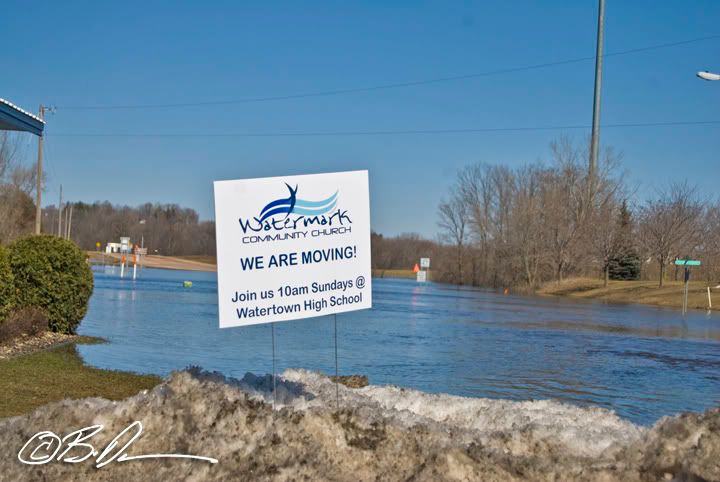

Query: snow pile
[
  {"left": 280, "top": 369, "right": 643, "bottom": 459},
  {"left": 0, "top": 368, "right": 717, "bottom": 481}
]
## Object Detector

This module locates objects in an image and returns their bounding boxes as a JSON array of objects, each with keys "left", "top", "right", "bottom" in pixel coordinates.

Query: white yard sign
[{"left": 214, "top": 170, "right": 372, "bottom": 327}]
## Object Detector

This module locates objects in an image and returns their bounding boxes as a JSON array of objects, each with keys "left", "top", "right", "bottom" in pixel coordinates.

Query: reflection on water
[{"left": 79, "top": 266, "right": 720, "bottom": 425}]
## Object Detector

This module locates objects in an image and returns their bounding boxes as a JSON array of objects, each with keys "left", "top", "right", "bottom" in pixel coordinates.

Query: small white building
[
  {"left": 105, "top": 236, "right": 132, "bottom": 254},
  {"left": 105, "top": 243, "right": 122, "bottom": 254}
]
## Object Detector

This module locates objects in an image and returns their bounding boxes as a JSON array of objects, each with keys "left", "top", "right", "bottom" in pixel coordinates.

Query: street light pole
[
  {"left": 139, "top": 219, "right": 146, "bottom": 249},
  {"left": 588, "top": 0, "right": 606, "bottom": 186}
]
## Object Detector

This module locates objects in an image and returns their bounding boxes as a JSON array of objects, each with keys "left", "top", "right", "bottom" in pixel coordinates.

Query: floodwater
[{"left": 78, "top": 266, "right": 720, "bottom": 425}]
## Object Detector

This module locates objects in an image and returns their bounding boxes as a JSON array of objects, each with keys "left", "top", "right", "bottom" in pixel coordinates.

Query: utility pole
[
  {"left": 588, "top": 0, "right": 605, "bottom": 187},
  {"left": 66, "top": 203, "right": 73, "bottom": 240},
  {"left": 57, "top": 184, "right": 63, "bottom": 236},
  {"left": 34, "top": 105, "right": 46, "bottom": 234},
  {"left": 64, "top": 205, "right": 70, "bottom": 239}
]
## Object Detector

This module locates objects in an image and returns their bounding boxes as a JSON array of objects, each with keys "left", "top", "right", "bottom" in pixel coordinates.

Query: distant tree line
[
  {"left": 434, "top": 137, "right": 720, "bottom": 289},
  {"left": 371, "top": 232, "right": 440, "bottom": 270},
  {"left": 40, "top": 201, "right": 216, "bottom": 256}
]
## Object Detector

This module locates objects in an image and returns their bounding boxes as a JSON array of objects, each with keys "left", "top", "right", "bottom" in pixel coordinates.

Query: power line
[
  {"left": 56, "top": 35, "right": 720, "bottom": 111},
  {"left": 48, "top": 120, "right": 720, "bottom": 138}
]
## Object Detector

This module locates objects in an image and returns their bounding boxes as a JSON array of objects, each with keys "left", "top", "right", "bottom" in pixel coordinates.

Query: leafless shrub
[{"left": 0, "top": 307, "right": 49, "bottom": 344}]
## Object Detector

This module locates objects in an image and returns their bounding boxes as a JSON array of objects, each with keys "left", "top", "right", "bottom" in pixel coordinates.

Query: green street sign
[{"left": 674, "top": 259, "right": 702, "bottom": 266}]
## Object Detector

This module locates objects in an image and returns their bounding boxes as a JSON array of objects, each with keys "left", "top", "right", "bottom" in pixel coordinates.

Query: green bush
[
  {"left": 8, "top": 235, "right": 93, "bottom": 334},
  {"left": 0, "top": 244, "right": 15, "bottom": 321}
]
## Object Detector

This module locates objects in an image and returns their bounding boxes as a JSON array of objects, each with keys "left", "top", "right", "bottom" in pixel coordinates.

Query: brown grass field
[
  {"left": 86, "top": 251, "right": 216, "bottom": 272},
  {"left": 539, "top": 277, "right": 718, "bottom": 312}
]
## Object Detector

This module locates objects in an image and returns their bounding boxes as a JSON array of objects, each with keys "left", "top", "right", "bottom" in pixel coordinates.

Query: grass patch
[
  {"left": 539, "top": 277, "right": 718, "bottom": 312},
  {"left": 0, "top": 338, "right": 161, "bottom": 417}
]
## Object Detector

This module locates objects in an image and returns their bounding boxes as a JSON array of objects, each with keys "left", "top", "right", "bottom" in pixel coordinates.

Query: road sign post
[
  {"left": 674, "top": 258, "right": 702, "bottom": 315},
  {"left": 416, "top": 258, "right": 430, "bottom": 283}
]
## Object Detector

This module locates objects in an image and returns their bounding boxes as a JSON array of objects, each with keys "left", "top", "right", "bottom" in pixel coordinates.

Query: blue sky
[{"left": 3, "top": 1, "right": 719, "bottom": 237}]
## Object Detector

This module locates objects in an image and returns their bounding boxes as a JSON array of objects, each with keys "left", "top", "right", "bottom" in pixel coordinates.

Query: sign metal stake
[
  {"left": 334, "top": 314, "right": 339, "bottom": 410},
  {"left": 271, "top": 323, "right": 277, "bottom": 410}
]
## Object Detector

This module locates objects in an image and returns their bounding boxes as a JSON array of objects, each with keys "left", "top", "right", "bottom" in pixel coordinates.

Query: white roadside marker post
[{"left": 708, "top": 287, "right": 712, "bottom": 310}]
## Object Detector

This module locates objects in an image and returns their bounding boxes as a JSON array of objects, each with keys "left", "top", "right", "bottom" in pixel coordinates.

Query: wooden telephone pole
[
  {"left": 34, "top": 105, "right": 46, "bottom": 234},
  {"left": 57, "top": 184, "right": 63, "bottom": 236}
]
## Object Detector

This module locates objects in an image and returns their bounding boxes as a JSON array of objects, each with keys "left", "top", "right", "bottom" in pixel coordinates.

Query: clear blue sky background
[{"left": 3, "top": 1, "right": 719, "bottom": 237}]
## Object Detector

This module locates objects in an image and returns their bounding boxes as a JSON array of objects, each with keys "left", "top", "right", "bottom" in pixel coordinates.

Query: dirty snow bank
[
  {"left": 0, "top": 368, "right": 717, "bottom": 482},
  {"left": 280, "top": 369, "right": 643, "bottom": 459}
]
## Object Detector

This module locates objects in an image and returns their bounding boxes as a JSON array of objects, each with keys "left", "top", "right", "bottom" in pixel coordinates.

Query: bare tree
[
  {"left": 638, "top": 182, "right": 705, "bottom": 287},
  {"left": 589, "top": 194, "right": 623, "bottom": 286},
  {"left": 544, "top": 139, "right": 589, "bottom": 283},
  {"left": 455, "top": 163, "right": 518, "bottom": 287},
  {"left": 510, "top": 165, "right": 547, "bottom": 288},
  {"left": 0, "top": 132, "right": 37, "bottom": 244},
  {"left": 699, "top": 200, "right": 720, "bottom": 283},
  {"left": 588, "top": 153, "right": 627, "bottom": 286},
  {"left": 456, "top": 164, "right": 493, "bottom": 284},
  {"left": 544, "top": 137, "right": 624, "bottom": 284},
  {"left": 437, "top": 191, "right": 468, "bottom": 284}
]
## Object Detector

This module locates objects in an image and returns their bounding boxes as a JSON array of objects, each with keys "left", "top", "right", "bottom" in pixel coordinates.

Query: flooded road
[{"left": 78, "top": 266, "right": 720, "bottom": 425}]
